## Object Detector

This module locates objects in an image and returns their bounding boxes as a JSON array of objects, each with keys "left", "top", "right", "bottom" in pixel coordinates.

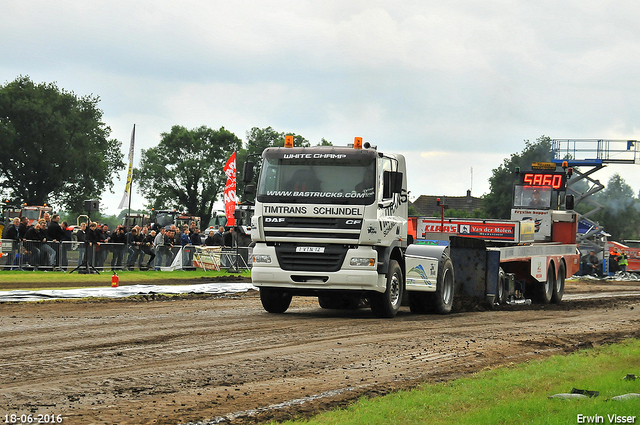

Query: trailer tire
[
  {"left": 551, "top": 262, "right": 565, "bottom": 303},
  {"left": 495, "top": 268, "right": 507, "bottom": 305},
  {"left": 429, "top": 257, "right": 455, "bottom": 314},
  {"left": 537, "top": 264, "right": 555, "bottom": 304},
  {"left": 260, "top": 287, "right": 292, "bottom": 314},
  {"left": 371, "top": 259, "right": 403, "bottom": 318}
]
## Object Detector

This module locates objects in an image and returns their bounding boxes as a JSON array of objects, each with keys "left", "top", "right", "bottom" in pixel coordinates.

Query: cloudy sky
[{"left": 3, "top": 0, "right": 640, "bottom": 216}]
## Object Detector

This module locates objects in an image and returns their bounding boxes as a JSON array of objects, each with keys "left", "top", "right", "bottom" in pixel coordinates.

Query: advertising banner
[{"left": 223, "top": 151, "right": 237, "bottom": 226}]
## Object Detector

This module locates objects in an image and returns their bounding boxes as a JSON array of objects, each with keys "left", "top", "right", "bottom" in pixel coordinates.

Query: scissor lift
[{"left": 552, "top": 139, "right": 638, "bottom": 272}]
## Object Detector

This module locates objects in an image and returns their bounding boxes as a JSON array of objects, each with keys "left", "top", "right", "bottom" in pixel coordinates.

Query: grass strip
[
  {"left": 281, "top": 339, "right": 640, "bottom": 425},
  {"left": 0, "top": 269, "right": 251, "bottom": 290}
]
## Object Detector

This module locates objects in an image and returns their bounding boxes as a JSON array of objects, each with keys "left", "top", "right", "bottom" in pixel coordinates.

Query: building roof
[{"left": 410, "top": 190, "right": 483, "bottom": 217}]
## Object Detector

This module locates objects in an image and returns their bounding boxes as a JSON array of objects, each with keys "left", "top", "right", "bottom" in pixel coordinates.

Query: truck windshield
[
  {"left": 22, "top": 210, "right": 40, "bottom": 220},
  {"left": 513, "top": 185, "right": 552, "bottom": 209},
  {"left": 156, "top": 212, "right": 175, "bottom": 228},
  {"left": 256, "top": 150, "right": 377, "bottom": 205}
]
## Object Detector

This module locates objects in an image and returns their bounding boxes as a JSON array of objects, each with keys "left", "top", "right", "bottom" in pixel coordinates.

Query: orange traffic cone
[{"left": 111, "top": 272, "right": 119, "bottom": 288}]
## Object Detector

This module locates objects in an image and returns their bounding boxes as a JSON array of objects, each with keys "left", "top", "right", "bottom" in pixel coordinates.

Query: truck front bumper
[{"left": 251, "top": 244, "right": 386, "bottom": 293}]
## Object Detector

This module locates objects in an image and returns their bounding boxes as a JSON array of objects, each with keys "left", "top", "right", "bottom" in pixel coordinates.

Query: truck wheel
[
  {"left": 260, "top": 287, "right": 292, "bottom": 313},
  {"left": 538, "top": 264, "right": 555, "bottom": 304},
  {"left": 551, "top": 262, "right": 565, "bottom": 303},
  {"left": 371, "top": 259, "right": 404, "bottom": 318},
  {"left": 430, "top": 257, "right": 455, "bottom": 314}
]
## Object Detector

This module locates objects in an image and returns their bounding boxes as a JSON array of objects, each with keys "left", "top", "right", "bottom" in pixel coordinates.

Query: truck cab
[{"left": 250, "top": 138, "right": 409, "bottom": 317}]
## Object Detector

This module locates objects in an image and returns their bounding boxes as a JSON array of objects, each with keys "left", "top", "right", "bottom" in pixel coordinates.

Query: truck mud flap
[{"left": 449, "top": 236, "right": 499, "bottom": 308}]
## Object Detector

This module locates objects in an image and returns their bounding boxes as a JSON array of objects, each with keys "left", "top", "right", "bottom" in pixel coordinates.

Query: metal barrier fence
[{"left": 0, "top": 239, "right": 253, "bottom": 272}]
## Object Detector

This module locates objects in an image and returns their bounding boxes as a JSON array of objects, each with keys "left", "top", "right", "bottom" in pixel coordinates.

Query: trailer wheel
[
  {"left": 551, "top": 262, "right": 565, "bottom": 303},
  {"left": 538, "top": 264, "right": 555, "bottom": 304},
  {"left": 371, "top": 259, "right": 403, "bottom": 318},
  {"left": 260, "top": 287, "right": 292, "bottom": 314},
  {"left": 495, "top": 268, "right": 507, "bottom": 305},
  {"left": 430, "top": 257, "right": 455, "bottom": 314}
]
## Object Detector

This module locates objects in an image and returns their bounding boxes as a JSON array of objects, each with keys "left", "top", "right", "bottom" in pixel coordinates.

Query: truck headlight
[
  {"left": 253, "top": 254, "right": 272, "bottom": 264},
  {"left": 350, "top": 257, "right": 375, "bottom": 267}
]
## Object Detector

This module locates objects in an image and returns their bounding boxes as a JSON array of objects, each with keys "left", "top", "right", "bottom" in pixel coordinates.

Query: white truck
[
  {"left": 247, "top": 139, "right": 580, "bottom": 318},
  {"left": 248, "top": 138, "right": 455, "bottom": 317}
]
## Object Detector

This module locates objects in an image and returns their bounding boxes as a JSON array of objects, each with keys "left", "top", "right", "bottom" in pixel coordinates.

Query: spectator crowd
[{"left": 2, "top": 216, "right": 236, "bottom": 271}]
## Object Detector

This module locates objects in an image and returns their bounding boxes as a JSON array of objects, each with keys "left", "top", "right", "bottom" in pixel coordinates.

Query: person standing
[
  {"left": 24, "top": 222, "right": 42, "bottom": 270},
  {"left": 76, "top": 222, "right": 87, "bottom": 266},
  {"left": 213, "top": 226, "right": 224, "bottom": 247},
  {"left": 153, "top": 227, "right": 166, "bottom": 270},
  {"left": 85, "top": 222, "right": 100, "bottom": 267},
  {"left": 97, "top": 224, "right": 112, "bottom": 268},
  {"left": 37, "top": 219, "right": 56, "bottom": 268},
  {"left": 126, "top": 227, "right": 141, "bottom": 270},
  {"left": 204, "top": 230, "right": 216, "bottom": 246},
  {"left": 4, "top": 217, "right": 21, "bottom": 268},
  {"left": 618, "top": 250, "right": 629, "bottom": 273},
  {"left": 47, "top": 214, "right": 65, "bottom": 269},
  {"left": 139, "top": 227, "right": 156, "bottom": 269},
  {"left": 110, "top": 226, "right": 127, "bottom": 271},
  {"left": 164, "top": 229, "right": 175, "bottom": 266},
  {"left": 180, "top": 226, "right": 192, "bottom": 267}
]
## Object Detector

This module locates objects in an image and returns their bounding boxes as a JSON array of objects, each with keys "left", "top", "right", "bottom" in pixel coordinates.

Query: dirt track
[{"left": 1, "top": 279, "right": 640, "bottom": 425}]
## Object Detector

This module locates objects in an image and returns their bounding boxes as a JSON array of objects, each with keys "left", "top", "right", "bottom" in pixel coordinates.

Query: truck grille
[
  {"left": 263, "top": 217, "right": 363, "bottom": 241},
  {"left": 275, "top": 243, "right": 348, "bottom": 272}
]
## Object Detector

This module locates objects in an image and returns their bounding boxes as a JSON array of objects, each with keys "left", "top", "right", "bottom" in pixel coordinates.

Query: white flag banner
[{"left": 118, "top": 124, "right": 136, "bottom": 209}]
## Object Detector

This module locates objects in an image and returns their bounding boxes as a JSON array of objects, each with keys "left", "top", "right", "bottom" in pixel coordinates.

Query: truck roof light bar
[
  {"left": 354, "top": 137, "right": 363, "bottom": 149},
  {"left": 285, "top": 135, "right": 293, "bottom": 148}
]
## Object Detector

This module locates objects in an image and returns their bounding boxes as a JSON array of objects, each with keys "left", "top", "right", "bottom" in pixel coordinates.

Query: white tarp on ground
[{"left": 0, "top": 282, "right": 257, "bottom": 302}]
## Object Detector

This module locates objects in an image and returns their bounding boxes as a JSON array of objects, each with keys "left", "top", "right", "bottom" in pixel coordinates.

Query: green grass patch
[
  {"left": 0, "top": 269, "right": 251, "bottom": 291},
  {"left": 281, "top": 339, "right": 640, "bottom": 425}
]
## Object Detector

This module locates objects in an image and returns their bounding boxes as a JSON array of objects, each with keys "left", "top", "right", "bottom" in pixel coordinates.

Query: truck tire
[
  {"left": 551, "top": 262, "right": 565, "bottom": 303},
  {"left": 429, "top": 256, "right": 455, "bottom": 314},
  {"left": 537, "top": 263, "right": 555, "bottom": 304},
  {"left": 260, "top": 287, "right": 292, "bottom": 314},
  {"left": 370, "top": 259, "right": 404, "bottom": 318}
]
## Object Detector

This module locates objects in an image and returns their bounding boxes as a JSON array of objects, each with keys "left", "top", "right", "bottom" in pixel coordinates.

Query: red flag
[{"left": 223, "top": 151, "right": 237, "bottom": 226}]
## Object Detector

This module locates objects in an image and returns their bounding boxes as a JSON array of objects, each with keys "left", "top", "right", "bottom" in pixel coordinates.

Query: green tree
[
  {"left": 135, "top": 125, "right": 241, "bottom": 228},
  {"left": 589, "top": 174, "right": 640, "bottom": 240},
  {"left": 0, "top": 75, "right": 124, "bottom": 214},
  {"left": 483, "top": 136, "right": 553, "bottom": 218}
]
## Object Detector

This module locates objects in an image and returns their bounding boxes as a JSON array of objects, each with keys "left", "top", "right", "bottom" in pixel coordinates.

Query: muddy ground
[{"left": 1, "top": 279, "right": 639, "bottom": 425}]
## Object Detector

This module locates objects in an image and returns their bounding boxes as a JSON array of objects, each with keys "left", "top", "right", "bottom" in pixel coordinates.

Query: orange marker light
[
  {"left": 354, "top": 137, "right": 363, "bottom": 149},
  {"left": 285, "top": 135, "right": 294, "bottom": 148}
]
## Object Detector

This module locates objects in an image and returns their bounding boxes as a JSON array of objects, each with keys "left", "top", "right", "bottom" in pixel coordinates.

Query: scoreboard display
[{"left": 519, "top": 171, "right": 567, "bottom": 190}]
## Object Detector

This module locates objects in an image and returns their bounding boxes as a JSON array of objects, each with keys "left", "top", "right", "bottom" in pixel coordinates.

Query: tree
[
  {"left": 483, "top": 136, "right": 553, "bottom": 218},
  {"left": 0, "top": 76, "right": 124, "bottom": 214},
  {"left": 135, "top": 125, "right": 242, "bottom": 228}
]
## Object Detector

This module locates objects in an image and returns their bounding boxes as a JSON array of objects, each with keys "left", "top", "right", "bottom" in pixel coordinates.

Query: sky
[{"left": 2, "top": 0, "right": 640, "bottom": 216}]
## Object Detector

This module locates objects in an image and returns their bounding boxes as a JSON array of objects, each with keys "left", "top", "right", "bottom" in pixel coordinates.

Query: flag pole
[{"left": 128, "top": 125, "right": 135, "bottom": 219}]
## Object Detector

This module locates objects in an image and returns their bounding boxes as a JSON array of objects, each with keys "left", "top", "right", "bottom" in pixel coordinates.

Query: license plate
[{"left": 296, "top": 247, "right": 325, "bottom": 253}]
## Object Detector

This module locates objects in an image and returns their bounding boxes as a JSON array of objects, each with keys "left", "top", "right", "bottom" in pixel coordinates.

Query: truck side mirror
[
  {"left": 565, "top": 194, "right": 575, "bottom": 210},
  {"left": 383, "top": 171, "right": 403, "bottom": 199},
  {"left": 243, "top": 161, "right": 255, "bottom": 183},
  {"left": 245, "top": 184, "right": 255, "bottom": 195}
]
